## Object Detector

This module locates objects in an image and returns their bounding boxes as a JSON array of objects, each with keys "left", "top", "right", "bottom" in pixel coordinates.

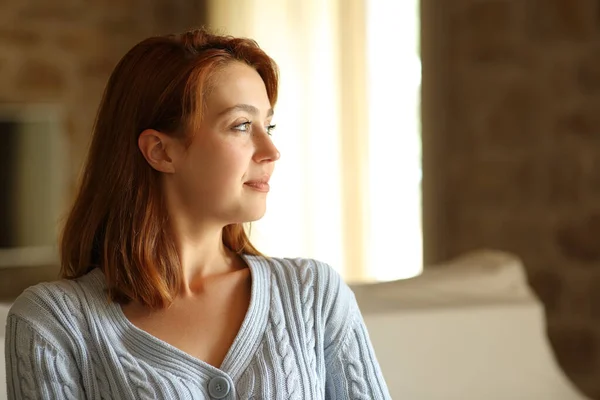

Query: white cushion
[{"left": 352, "top": 250, "right": 589, "bottom": 400}]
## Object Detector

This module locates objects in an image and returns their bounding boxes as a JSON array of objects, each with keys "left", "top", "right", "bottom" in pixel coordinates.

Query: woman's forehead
[{"left": 204, "top": 63, "right": 271, "bottom": 116}]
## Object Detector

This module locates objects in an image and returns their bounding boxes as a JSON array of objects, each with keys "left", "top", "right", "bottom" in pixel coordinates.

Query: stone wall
[
  {"left": 0, "top": 0, "right": 205, "bottom": 183},
  {"left": 422, "top": 0, "right": 600, "bottom": 397},
  {"left": 0, "top": 0, "right": 206, "bottom": 297}
]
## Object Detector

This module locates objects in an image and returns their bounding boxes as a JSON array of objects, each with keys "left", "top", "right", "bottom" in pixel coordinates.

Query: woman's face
[{"left": 168, "top": 62, "right": 280, "bottom": 225}]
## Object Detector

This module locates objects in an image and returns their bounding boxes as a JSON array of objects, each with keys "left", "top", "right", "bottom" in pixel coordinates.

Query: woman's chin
[
  {"left": 232, "top": 207, "right": 267, "bottom": 224},
  {"left": 246, "top": 210, "right": 267, "bottom": 222}
]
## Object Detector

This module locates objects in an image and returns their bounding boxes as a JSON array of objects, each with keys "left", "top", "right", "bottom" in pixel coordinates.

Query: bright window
[
  {"left": 365, "top": 0, "right": 422, "bottom": 281},
  {"left": 209, "top": 0, "right": 422, "bottom": 282}
]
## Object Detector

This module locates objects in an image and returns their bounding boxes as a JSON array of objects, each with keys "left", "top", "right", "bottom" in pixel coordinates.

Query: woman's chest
[{"left": 121, "top": 280, "right": 251, "bottom": 368}]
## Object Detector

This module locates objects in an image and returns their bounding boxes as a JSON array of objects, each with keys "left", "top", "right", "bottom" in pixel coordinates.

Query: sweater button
[{"left": 208, "top": 376, "right": 231, "bottom": 399}]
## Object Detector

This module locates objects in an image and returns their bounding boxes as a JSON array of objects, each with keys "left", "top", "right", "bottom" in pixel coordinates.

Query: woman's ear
[{"left": 138, "top": 129, "right": 178, "bottom": 173}]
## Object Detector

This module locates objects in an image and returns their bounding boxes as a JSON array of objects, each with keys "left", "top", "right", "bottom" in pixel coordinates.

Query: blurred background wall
[
  {"left": 0, "top": 0, "right": 206, "bottom": 181},
  {"left": 422, "top": 0, "right": 600, "bottom": 396}
]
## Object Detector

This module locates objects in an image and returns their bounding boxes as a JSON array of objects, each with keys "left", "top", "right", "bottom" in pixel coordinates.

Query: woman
[{"left": 5, "top": 28, "right": 391, "bottom": 399}]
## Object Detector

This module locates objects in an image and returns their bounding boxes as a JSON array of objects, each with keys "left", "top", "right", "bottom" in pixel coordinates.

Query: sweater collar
[{"left": 86, "top": 254, "right": 271, "bottom": 381}]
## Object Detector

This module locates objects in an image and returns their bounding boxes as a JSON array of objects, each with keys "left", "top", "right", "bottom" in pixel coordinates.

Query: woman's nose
[{"left": 254, "top": 131, "right": 280, "bottom": 162}]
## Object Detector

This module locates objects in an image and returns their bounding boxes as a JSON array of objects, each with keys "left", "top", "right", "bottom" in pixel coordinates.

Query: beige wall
[{"left": 422, "top": 0, "right": 600, "bottom": 397}]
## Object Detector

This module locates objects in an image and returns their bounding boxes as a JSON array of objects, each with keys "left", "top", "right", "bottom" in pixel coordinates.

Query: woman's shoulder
[
  {"left": 245, "top": 254, "right": 348, "bottom": 299},
  {"left": 246, "top": 254, "right": 336, "bottom": 278},
  {"left": 8, "top": 268, "right": 106, "bottom": 335}
]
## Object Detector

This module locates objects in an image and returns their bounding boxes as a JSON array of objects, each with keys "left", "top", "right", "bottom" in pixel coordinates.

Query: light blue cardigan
[{"left": 5, "top": 255, "right": 391, "bottom": 399}]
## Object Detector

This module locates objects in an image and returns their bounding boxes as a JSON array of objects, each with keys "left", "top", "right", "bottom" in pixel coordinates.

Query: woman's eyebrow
[{"left": 218, "top": 104, "right": 274, "bottom": 117}]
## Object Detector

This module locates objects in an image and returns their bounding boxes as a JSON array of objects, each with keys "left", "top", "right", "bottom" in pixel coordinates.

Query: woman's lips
[{"left": 244, "top": 181, "right": 270, "bottom": 192}]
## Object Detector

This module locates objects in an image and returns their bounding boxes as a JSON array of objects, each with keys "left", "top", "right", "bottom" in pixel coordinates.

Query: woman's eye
[
  {"left": 233, "top": 121, "right": 251, "bottom": 132},
  {"left": 233, "top": 121, "right": 276, "bottom": 136}
]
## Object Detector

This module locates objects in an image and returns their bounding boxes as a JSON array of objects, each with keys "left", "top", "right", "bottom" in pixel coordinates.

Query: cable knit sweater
[{"left": 5, "top": 255, "right": 391, "bottom": 399}]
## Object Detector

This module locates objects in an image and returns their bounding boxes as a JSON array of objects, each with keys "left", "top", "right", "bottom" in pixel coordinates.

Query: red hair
[{"left": 60, "top": 28, "right": 279, "bottom": 309}]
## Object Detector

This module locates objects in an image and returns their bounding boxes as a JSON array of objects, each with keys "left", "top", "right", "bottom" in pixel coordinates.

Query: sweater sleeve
[
  {"left": 322, "top": 266, "right": 392, "bottom": 400},
  {"left": 5, "top": 314, "right": 86, "bottom": 400}
]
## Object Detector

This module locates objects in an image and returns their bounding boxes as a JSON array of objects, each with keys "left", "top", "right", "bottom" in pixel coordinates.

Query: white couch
[
  {"left": 352, "top": 250, "right": 588, "bottom": 399},
  {"left": 0, "top": 251, "right": 589, "bottom": 399}
]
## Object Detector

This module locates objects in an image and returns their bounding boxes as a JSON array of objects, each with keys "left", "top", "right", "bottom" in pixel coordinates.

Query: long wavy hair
[{"left": 59, "top": 28, "right": 279, "bottom": 309}]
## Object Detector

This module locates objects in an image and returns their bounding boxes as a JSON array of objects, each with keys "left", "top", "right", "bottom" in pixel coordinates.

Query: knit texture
[{"left": 5, "top": 256, "right": 391, "bottom": 399}]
